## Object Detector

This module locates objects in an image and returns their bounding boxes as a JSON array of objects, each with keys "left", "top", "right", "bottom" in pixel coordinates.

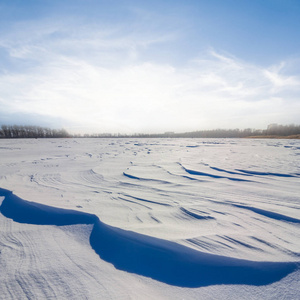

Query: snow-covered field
[{"left": 0, "top": 138, "right": 299, "bottom": 299}]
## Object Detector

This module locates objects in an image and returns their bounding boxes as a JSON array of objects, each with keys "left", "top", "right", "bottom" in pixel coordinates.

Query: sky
[{"left": 0, "top": 0, "right": 299, "bottom": 134}]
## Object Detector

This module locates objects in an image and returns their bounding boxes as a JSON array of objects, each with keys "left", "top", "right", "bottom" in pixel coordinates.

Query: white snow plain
[{"left": 0, "top": 138, "right": 299, "bottom": 299}]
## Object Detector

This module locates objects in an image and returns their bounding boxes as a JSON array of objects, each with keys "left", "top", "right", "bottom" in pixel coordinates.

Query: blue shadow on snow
[{"left": 0, "top": 187, "right": 298, "bottom": 288}]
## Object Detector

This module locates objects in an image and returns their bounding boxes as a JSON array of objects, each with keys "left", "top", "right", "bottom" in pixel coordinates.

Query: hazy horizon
[{"left": 1, "top": 0, "right": 300, "bottom": 134}]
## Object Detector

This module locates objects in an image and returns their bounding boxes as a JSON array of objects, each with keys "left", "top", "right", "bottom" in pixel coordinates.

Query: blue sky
[{"left": 0, "top": 0, "right": 299, "bottom": 133}]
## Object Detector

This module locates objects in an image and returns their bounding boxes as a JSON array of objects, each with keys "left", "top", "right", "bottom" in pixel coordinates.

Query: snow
[{"left": 0, "top": 138, "right": 299, "bottom": 299}]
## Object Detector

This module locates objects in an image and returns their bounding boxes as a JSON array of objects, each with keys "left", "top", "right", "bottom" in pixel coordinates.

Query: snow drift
[{"left": 0, "top": 187, "right": 298, "bottom": 288}]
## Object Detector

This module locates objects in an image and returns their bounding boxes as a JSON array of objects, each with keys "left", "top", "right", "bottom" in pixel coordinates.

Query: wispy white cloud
[
  {"left": 0, "top": 15, "right": 177, "bottom": 68},
  {"left": 0, "top": 17, "right": 299, "bottom": 133}
]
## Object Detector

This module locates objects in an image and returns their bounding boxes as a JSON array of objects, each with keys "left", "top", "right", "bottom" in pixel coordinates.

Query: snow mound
[
  {"left": 0, "top": 187, "right": 298, "bottom": 288},
  {"left": 0, "top": 188, "right": 97, "bottom": 225}
]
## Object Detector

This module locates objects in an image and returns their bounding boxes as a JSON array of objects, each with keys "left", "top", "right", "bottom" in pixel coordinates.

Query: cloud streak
[{"left": 0, "top": 13, "right": 299, "bottom": 133}]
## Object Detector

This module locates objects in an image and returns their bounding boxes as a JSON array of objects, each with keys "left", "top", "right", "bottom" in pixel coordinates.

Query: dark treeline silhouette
[
  {"left": 263, "top": 123, "right": 300, "bottom": 136},
  {"left": 0, "top": 123, "right": 299, "bottom": 139},
  {"left": 0, "top": 125, "right": 69, "bottom": 138},
  {"left": 171, "top": 124, "right": 300, "bottom": 139},
  {"left": 78, "top": 124, "right": 300, "bottom": 139}
]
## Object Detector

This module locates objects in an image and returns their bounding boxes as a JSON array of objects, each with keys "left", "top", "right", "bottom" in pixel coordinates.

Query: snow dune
[
  {"left": 0, "top": 188, "right": 96, "bottom": 226},
  {"left": 0, "top": 138, "right": 299, "bottom": 299},
  {"left": 0, "top": 187, "right": 297, "bottom": 288}
]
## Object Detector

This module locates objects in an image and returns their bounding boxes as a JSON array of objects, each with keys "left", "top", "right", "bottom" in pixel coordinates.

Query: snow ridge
[{"left": 0, "top": 187, "right": 298, "bottom": 288}]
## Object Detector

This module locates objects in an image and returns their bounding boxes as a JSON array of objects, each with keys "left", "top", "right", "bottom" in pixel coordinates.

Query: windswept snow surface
[{"left": 0, "top": 138, "right": 299, "bottom": 299}]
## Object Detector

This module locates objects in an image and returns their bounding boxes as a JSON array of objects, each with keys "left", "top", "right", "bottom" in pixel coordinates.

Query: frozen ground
[{"left": 0, "top": 138, "right": 299, "bottom": 299}]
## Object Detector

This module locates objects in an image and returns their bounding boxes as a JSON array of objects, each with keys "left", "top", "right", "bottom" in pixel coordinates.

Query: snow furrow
[
  {"left": 0, "top": 187, "right": 298, "bottom": 290},
  {"left": 1, "top": 138, "right": 300, "bottom": 299}
]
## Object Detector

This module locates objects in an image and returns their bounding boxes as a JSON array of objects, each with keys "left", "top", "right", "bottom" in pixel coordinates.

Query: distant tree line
[
  {"left": 0, "top": 123, "right": 299, "bottom": 139},
  {"left": 82, "top": 124, "right": 299, "bottom": 138},
  {"left": 170, "top": 124, "right": 300, "bottom": 138},
  {"left": 0, "top": 125, "right": 70, "bottom": 138},
  {"left": 263, "top": 123, "right": 300, "bottom": 136}
]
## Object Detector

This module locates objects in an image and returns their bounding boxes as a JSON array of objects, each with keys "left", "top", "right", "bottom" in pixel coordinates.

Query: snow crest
[{"left": 0, "top": 187, "right": 298, "bottom": 288}]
